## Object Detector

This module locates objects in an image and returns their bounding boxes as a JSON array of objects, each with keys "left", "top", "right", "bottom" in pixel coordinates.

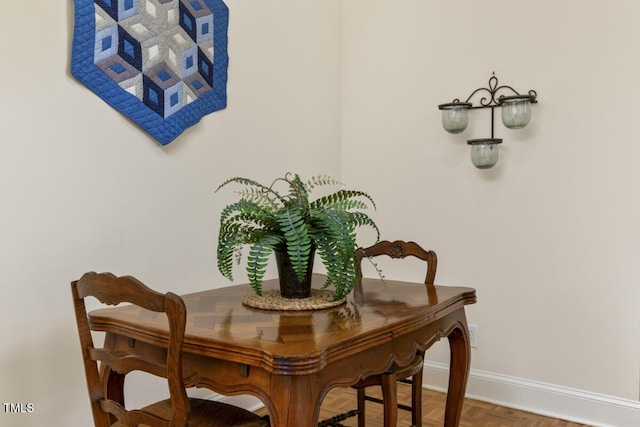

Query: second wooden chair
[{"left": 320, "top": 240, "right": 437, "bottom": 427}]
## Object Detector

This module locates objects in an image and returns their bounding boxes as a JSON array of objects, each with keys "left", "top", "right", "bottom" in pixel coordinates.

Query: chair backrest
[
  {"left": 356, "top": 240, "right": 438, "bottom": 286},
  {"left": 71, "top": 272, "right": 189, "bottom": 427}
]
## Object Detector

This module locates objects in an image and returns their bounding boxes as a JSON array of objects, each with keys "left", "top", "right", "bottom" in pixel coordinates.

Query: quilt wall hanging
[{"left": 71, "top": 0, "right": 229, "bottom": 145}]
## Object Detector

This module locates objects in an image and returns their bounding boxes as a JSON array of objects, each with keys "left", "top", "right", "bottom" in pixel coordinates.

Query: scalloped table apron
[{"left": 71, "top": 0, "right": 229, "bottom": 145}]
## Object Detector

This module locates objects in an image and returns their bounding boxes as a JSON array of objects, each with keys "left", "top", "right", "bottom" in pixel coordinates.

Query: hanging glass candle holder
[
  {"left": 467, "top": 139, "right": 502, "bottom": 169},
  {"left": 499, "top": 95, "right": 535, "bottom": 129},
  {"left": 438, "top": 102, "right": 472, "bottom": 134},
  {"left": 438, "top": 74, "right": 538, "bottom": 169}
]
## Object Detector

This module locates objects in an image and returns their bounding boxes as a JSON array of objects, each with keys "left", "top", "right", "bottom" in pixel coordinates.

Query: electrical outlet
[{"left": 468, "top": 324, "right": 478, "bottom": 348}]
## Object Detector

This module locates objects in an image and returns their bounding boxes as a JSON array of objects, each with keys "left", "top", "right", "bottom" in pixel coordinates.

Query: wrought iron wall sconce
[{"left": 438, "top": 73, "right": 538, "bottom": 169}]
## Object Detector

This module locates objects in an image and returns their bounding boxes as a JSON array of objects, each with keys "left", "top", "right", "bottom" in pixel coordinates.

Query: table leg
[
  {"left": 444, "top": 309, "right": 471, "bottom": 427},
  {"left": 267, "top": 374, "right": 322, "bottom": 427},
  {"left": 380, "top": 370, "right": 398, "bottom": 427}
]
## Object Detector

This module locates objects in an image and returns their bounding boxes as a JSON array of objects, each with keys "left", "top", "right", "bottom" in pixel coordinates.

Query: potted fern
[{"left": 216, "top": 173, "right": 379, "bottom": 301}]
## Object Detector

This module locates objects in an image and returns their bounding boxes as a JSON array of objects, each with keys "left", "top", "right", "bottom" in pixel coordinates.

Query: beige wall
[
  {"left": 343, "top": 0, "right": 640, "bottom": 405},
  {"left": 0, "top": 1, "right": 342, "bottom": 426}
]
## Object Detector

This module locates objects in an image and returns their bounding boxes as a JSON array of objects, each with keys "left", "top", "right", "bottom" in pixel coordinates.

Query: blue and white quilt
[{"left": 71, "top": 0, "right": 229, "bottom": 145}]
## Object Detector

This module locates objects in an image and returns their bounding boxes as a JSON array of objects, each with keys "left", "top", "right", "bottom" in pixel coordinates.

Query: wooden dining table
[{"left": 89, "top": 274, "right": 476, "bottom": 427}]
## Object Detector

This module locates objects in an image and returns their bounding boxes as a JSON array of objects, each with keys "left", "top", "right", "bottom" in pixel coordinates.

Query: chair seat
[
  {"left": 352, "top": 354, "right": 424, "bottom": 389},
  {"left": 112, "top": 398, "right": 268, "bottom": 427}
]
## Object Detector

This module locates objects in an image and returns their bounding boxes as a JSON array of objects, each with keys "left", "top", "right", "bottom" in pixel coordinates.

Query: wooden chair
[
  {"left": 71, "top": 272, "right": 269, "bottom": 427},
  {"left": 321, "top": 240, "right": 437, "bottom": 427}
]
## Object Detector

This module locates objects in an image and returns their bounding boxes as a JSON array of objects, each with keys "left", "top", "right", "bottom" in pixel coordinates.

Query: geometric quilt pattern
[{"left": 71, "top": 0, "right": 229, "bottom": 145}]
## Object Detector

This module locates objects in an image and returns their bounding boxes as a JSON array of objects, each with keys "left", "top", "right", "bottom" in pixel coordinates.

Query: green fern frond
[
  {"left": 309, "top": 208, "right": 361, "bottom": 300},
  {"left": 276, "top": 208, "right": 312, "bottom": 280},
  {"left": 218, "top": 218, "right": 276, "bottom": 281},
  {"left": 309, "top": 209, "right": 357, "bottom": 257},
  {"left": 344, "top": 211, "right": 381, "bottom": 243},
  {"left": 286, "top": 174, "right": 310, "bottom": 212},
  {"left": 246, "top": 234, "right": 283, "bottom": 295},
  {"left": 304, "top": 175, "right": 344, "bottom": 191},
  {"left": 327, "top": 199, "right": 370, "bottom": 212},
  {"left": 219, "top": 200, "right": 275, "bottom": 227},
  {"left": 311, "top": 232, "right": 355, "bottom": 300},
  {"left": 216, "top": 176, "right": 285, "bottom": 204},
  {"left": 233, "top": 244, "right": 243, "bottom": 266},
  {"left": 217, "top": 233, "right": 243, "bottom": 281},
  {"left": 310, "top": 190, "right": 377, "bottom": 211},
  {"left": 311, "top": 233, "right": 341, "bottom": 287},
  {"left": 233, "top": 188, "right": 280, "bottom": 209},
  {"left": 363, "top": 256, "right": 387, "bottom": 284},
  {"left": 333, "top": 265, "right": 357, "bottom": 300},
  {"left": 221, "top": 212, "right": 279, "bottom": 235}
]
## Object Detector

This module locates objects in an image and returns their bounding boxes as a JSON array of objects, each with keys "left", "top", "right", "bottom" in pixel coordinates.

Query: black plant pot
[{"left": 274, "top": 246, "right": 315, "bottom": 299}]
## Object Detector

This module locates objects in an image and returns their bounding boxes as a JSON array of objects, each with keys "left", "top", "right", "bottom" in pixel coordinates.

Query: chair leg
[
  {"left": 381, "top": 373, "right": 398, "bottom": 427},
  {"left": 356, "top": 388, "right": 366, "bottom": 427},
  {"left": 411, "top": 369, "right": 424, "bottom": 427}
]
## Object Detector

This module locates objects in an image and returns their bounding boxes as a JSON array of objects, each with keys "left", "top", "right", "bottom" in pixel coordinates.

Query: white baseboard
[{"left": 423, "top": 360, "right": 640, "bottom": 427}]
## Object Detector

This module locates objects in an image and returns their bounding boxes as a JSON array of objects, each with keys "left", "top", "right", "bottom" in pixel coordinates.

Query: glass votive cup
[
  {"left": 500, "top": 95, "right": 534, "bottom": 129},
  {"left": 468, "top": 138, "right": 503, "bottom": 169},
  {"left": 439, "top": 102, "right": 472, "bottom": 134}
]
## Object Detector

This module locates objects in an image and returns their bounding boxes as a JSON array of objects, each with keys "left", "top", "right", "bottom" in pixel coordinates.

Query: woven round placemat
[{"left": 243, "top": 289, "right": 346, "bottom": 311}]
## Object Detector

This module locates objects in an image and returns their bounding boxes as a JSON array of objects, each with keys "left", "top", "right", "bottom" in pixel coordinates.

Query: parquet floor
[{"left": 255, "top": 384, "right": 592, "bottom": 426}]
